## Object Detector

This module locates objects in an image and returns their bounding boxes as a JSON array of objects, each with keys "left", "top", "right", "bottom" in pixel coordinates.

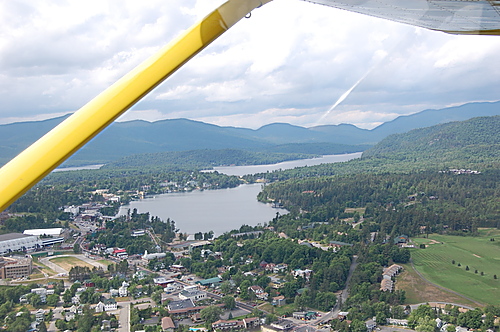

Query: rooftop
[
  {"left": 23, "top": 228, "right": 63, "bottom": 236},
  {"left": 168, "top": 299, "right": 195, "bottom": 311},
  {"left": 0, "top": 233, "right": 33, "bottom": 242}
]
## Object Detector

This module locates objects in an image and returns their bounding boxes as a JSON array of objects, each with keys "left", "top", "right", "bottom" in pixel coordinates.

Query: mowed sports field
[
  {"left": 49, "top": 256, "right": 94, "bottom": 271},
  {"left": 410, "top": 228, "right": 500, "bottom": 305}
]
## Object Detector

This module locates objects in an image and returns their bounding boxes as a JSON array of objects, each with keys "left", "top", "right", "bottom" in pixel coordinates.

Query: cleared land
[
  {"left": 50, "top": 256, "right": 95, "bottom": 271},
  {"left": 397, "top": 263, "right": 479, "bottom": 307},
  {"left": 409, "top": 229, "right": 500, "bottom": 306}
]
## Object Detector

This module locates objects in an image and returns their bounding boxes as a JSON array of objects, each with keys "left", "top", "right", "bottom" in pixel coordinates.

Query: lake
[
  {"left": 118, "top": 183, "right": 285, "bottom": 236},
  {"left": 211, "top": 152, "right": 362, "bottom": 176},
  {"left": 118, "top": 152, "right": 361, "bottom": 236}
]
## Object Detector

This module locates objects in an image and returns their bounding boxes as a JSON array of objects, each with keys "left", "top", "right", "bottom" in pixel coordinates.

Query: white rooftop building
[
  {"left": 23, "top": 228, "right": 63, "bottom": 237},
  {"left": 0, "top": 233, "right": 42, "bottom": 254}
]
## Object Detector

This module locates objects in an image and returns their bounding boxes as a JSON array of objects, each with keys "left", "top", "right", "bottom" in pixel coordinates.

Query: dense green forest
[{"left": 259, "top": 171, "right": 500, "bottom": 238}]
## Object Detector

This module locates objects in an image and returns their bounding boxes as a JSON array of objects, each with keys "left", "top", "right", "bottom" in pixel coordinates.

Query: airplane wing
[
  {"left": 303, "top": 0, "right": 500, "bottom": 35},
  {"left": 0, "top": 0, "right": 272, "bottom": 211}
]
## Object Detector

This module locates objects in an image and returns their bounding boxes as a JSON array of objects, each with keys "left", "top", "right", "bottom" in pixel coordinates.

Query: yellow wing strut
[{"left": 0, "top": 0, "right": 272, "bottom": 212}]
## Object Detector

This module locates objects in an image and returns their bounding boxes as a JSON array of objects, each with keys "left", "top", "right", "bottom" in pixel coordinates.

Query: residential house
[
  {"left": 31, "top": 288, "right": 47, "bottom": 303},
  {"left": 35, "top": 309, "right": 45, "bottom": 323},
  {"left": 380, "top": 279, "right": 394, "bottom": 292},
  {"left": 292, "top": 269, "right": 313, "bottom": 281},
  {"left": 394, "top": 235, "right": 409, "bottom": 246},
  {"left": 387, "top": 318, "right": 408, "bottom": 326},
  {"left": 365, "top": 319, "right": 377, "bottom": 332},
  {"left": 72, "top": 294, "right": 81, "bottom": 305},
  {"left": 162, "top": 317, "right": 175, "bottom": 332},
  {"left": 329, "top": 241, "right": 354, "bottom": 248},
  {"left": 212, "top": 319, "right": 245, "bottom": 331},
  {"left": 337, "top": 312, "right": 349, "bottom": 321},
  {"left": 249, "top": 285, "right": 268, "bottom": 300},
  {"left": 95, "top": 298, "right": 117, "bottom": 312},
  {"left": 65, "top": 311, "right": 76, "bottom": 321},
  {"left": 269, "top": 319, "right": 295, "bottom": 331},
  {"left": 212, "top": 317, "right": 261, "bottom": 331},
  {"left": 69, "top": 304, "right": 83, "bottom": 315},
  {"left": 273, "top": 263, "right": 288, "bottom": 273},
  {"left": 270, "top": 277, "right": 286, "bottom": 289},
  {"left": 119, "top": 281, "right": 129, "bottom": 297},
  {"left": 265, "top": 263, "right": 276, "bottom": 272},
  {"left": 104, "top": 298, "right": 117, "bottom": 311},
  {"left": 272, "top": 296, "right": 286, "bottom": 306}
]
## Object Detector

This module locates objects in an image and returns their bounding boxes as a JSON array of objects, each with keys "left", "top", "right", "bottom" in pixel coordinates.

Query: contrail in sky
[
  {"left": 317, "top": 68, "right": 372, "bottom": 124},
  {"left": 316, "top": 44, "right": 396, "bottom": 125}
]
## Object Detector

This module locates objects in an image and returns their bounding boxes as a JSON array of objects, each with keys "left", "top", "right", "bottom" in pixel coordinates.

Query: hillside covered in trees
[{"left": 244, "top": 116, "right": 500, "bottom": 183}]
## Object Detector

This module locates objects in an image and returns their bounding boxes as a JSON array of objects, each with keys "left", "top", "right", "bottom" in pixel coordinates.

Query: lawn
[
  {"left": 49, "top": 256, "right": 94, "bottom": 271},
  {"left": 96, "top": 259, "right": 113, "bottom": 266},
  {"left": 396, "top": 263, "right": 478, "bottom": 307},
  {"left": 409, "top": 229, "right": 500, "bottom": 306}
]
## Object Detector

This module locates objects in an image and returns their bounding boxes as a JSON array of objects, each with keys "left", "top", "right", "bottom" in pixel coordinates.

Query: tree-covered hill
[
  {"left": 244, "top": 115, "right": 500, "bottom": 182},
  {"left": 363, "top": 115, "right": 500, "bottom": 161},
  {"left": 259, "top": 170, "right": 500, "bottom": 238},
  {"left": 103, "top": 149, "right": 321, "bottom": 170}
]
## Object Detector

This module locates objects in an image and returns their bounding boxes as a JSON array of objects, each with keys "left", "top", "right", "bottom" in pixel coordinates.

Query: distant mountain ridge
[{"left": 0, "top": 100, "right": 498, "bottom": 166}]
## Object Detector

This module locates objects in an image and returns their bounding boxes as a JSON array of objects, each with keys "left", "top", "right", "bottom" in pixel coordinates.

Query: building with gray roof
[{"left": 0, "top": 233, "right": 41, "bottom": 254}]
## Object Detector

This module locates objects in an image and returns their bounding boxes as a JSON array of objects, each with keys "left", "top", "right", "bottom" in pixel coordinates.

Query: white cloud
[
  {"left": 116, "top": 109, "right": 166, "bottom": 123},
  {"left": 0, "top": 0, "right": 499, "bottom": 129}
]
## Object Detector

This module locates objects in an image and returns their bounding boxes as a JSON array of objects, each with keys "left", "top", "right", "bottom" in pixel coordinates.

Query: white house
[
  {"left": 95, "top": 298, "right": 117, "bottom": 312},
  {"left": 119, "top": 281, "right": 129, "bottom": 297}
]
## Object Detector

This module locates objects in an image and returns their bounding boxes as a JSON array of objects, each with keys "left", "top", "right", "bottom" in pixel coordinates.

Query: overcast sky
[{"left": 1, "top": 0, "right": 499, "bottom": 129}]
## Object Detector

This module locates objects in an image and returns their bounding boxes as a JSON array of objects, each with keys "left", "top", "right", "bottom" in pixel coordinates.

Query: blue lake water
[{"left": 118, "top": 153, "right": 361, "bottom": 235}]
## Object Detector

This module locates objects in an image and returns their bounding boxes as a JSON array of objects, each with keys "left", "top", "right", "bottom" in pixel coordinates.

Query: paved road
[
  {"left": 117, "top": 302, "right": 130, "bottom": 332},
  {"left": 47, "top": 303, "right": 63, "bottom": 332}
]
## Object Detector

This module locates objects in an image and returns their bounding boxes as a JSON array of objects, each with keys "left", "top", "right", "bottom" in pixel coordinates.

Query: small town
[{"left": 0, "top": 190, "right": 490, "bottom": 332}]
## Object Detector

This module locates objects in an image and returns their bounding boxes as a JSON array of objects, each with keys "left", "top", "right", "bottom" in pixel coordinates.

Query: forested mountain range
[
  {"left": 0, "top": 100, "right": 498, "bottom": 167},
  {"left": 244, "top": 115, "right": 500, "bottom": 182}
]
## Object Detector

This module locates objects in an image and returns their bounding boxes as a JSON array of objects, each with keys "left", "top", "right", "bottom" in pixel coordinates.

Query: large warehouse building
[
  {"left": 0, "top": 233, "right": 42, "bottom": 254},
  {"left": 23, "top": 228, "right": 65, "bottom": 246}
]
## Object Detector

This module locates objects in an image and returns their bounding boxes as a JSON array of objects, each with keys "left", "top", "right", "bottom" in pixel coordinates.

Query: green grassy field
[{"left": 410, "top": 229, "right": 500, "bottom": 305}]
